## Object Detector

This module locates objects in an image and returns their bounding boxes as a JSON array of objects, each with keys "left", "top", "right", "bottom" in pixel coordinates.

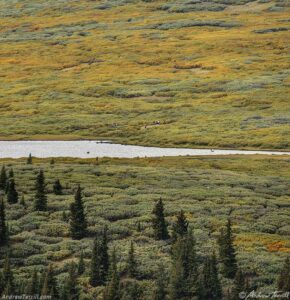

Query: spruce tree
[
  {"left": 0, "top": 166, "right": 7, "bottom": 190},
  {"left": 120, "top": 279, "right": 141, "bottom": 300},
  {"left": 3, "top": 279, "right": 14, "bottom": 296},
  {"left": 209, "top": 254, "right": 222, "bottom": 300},
  {"left": 20, "top": 195, "right": 26, "bottom": 208},
  {"left": 277, "top": 257, "right": 290, "bottom": 292},
  {"left": 218, "top": 219, "right": 237, "bottom": 279},
  {"left": 90, "top": 237, "right": 102, "bottom": 287},
  {"left": 27, "top": 153, "right": 33, "bottom": 164},
  {"left": 169, "top": 258, "right": 186, "bottom": 300},
  {"left": 8, "top": 168, "right": 14, "bottom": 179},
  {"left": 103, "top": 248, "right": 121, "bottom": 300},
  {"left": 100, "top": 226, "right": 109, "bottom": 281},
  {"left": 3, "top": 254, "right": 15, "bottom": 293},
  {"left": 41, "top": 265, "right": 58, "bottom": 300},
  {"left": 231, "top": 268, "right": 246, "bottom": 300},
  {"left": 170, "top": 231, "right": 197, "bottom": 299},
  {"left": 90, "top": 227, "right": 109, "bottom": 286},
  {"left": 172, "top": 210, "right": 188, "bottom": 241},
  {"left": 0, "top": 271, "right": 4, "bottom": 297},
  {"left": 197, "top": 254, "right": 222, "bottom": 300},
  {"left": 62, "top": 262, "right": 80, "bottom": 300},
  {"left": 34, "top": 170, "right": 47, "bottom": 211},
  {"left": 7, "top": 179, "right": 18, "bottom": 204},
  {"left": 152, "top": 198, "right": 169, "bottom": 240},
  {"left": 126, "top": 241, "right": 137, "bottom": 278},
  {"left": 153, "top": 264, "right": 167, "bottom": 300},
  {"left": 53, "top": 179, "right": 63, "bottom": 195},
  {"left": 26, "top": 269, "right": 39, "bottom": 296},
  {"left": 70, "top": 185, "right": 87, "bottom": 239},
  {"left": 0, "top": 199, "right": 8, "bottom": 246},
  {"left": 77, "top": 252, "right": 85, "bottom": 275},
  {"left": 136, "top": 221, "right": 141, "bottom": 233}
]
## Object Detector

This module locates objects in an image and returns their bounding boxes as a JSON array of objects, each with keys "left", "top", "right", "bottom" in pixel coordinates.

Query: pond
[{"left": 0, "top": 141, "right": 289, "bottom": 158}]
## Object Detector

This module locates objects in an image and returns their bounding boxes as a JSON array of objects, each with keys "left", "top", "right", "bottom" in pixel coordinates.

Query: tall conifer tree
[
  {"left": 41, "top": 265, "right": 58, "bottom": 300},
  {"left": 0, "top": 166, "right": 7, "bottom": 190},
  {"left": 152, "top": 198, "right": 169, "bottom": 240},
  {"left": 77, "top": 252, "right": 85, "bottom": 275},
  {"left": 100, "top": 226, "right": 109, "bottom": 281},
  {"left": 153, "top": 264, "right": 167, "bottom": 300},
  {"left": 126, "top": 241, "right": 137, "bottom": 278},
  {"left": 26, "top": 269, "right": 39, "bottom": 296},
  {"left": 218, "top": 219, "right": 237, "bottom": 279},
  {"left": 231, "top": 268, "right": 246, "bottom": 300},
  {"left": 8, "top": 169, "right": 14, "bottom": 179},
  {"left": 197, "top": 254, "right": 222, "bottom": 300},
  {"left": 170, "top": 231, "right": 197, "bottom": 300},
  {"left": 0, "top": 199, "right": 8, "bottom": 246},
  {"left": 277, "top": 257, "right": 290, "bottom": 292},
  {"left": 7, "top": 179, "right": 18, "bottom": 204},
  {"left": 62, "top": 262, "right": 80, "bottom": 300},
  {"left": 34, "top": 170, "right": 47, "bottom": 211},
  {"left": 103, "top": 248, "right": 120, "bottom": 300},
  {"left": 53, "top": 179, "right": 63, "bottom": 195},
  {"left": 90, "top": 237, "right": 102, "bottom": 287},
  {"left": 27, "top": 153, "right": 33, "bottom": 164},
  {"left": 172, "top": 210, "right": 188, "bottom": 241},
  {"left": 3, "top": 255, "right": 15, "bottom": 294},
  {"left": 70, "top": 186, "right": 87, "bottom": 239}
]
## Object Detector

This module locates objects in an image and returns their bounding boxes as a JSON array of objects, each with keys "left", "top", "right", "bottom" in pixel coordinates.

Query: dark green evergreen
[
  {"left": 126, "top": 241, "right": 138, "bottom": 278},
  {"left": 27, "top": 153, "right": 33, "bottom": 164},
  {"left": 90, "top": 237, "right": 102, "bottom": 287},
  {"left": 100, "top": 226, "right": 109, "bottom": 281},
  {"left": 231, "top": 268, "right": 246, "bottom": 300},
  {"left": 0, "top": 271, "right": 4, "bottom": 297},
  {"left": 169, "top": 231, "right": 197, "bottom": 300},
  {"left": 218, "top": 219, "right": 237, "bottom": 279},
  {"left": 0, "top": 166, "right": 7, "bottom": 191},
  {"left": 61, "top": 262, "right": 80, "bottom": 300},
  {"left": 70, "top": 185, "right": 87, "bottom": 239},
  {"left": 26, "top": 269, "right": 39, "bottom": 296},
  {"left": 103, "top": 248, "right": 120, "bottom": 300},
  {"left": 153, "top": 264, "right": 167, "bottom": 300},
  {"left": 90, "top": 226, "right": 109, "bottom": 286},
  {"left": 34, "top": 169, "right": 47, "bottom": 211},
  {"left": 41, "top": 265, "right": 58, "bottom": 300},
  {"left": 197, "top": 254, "right": 222, "bottom": 300},
  {"left": 169, "top": 258, "right": 186, "bottom": 300},
  {"left": 120, "top": 279, "right": 141, "bottom": 300},
  {"left": 152, "top": 198, "right": 169, "bottom": 240},
  {"left": 136, "top": 221, "right": 141, "bottom": 232},
  {"left": 20, "top": 195, "right": 26, "bottom": 208},
  {"left": 0, "top": 199, "right": 8, "bottom": 246},
  {"left": 8, "top": 168, "right": 14, "bottom": 179},
  {"left": 77, "top": 252, "right": 85, "bottom": 275},
  {"left": 7, "top": 179, "right": 18, "bottom": 204},
  {"left": 3, "top": 255, "right": 15, "bottom": 294},
  {"left": 53, "top": 179, "right": 63, "bottom": 195},
  {"left": 172, "top": 210, "right": 188, "bottom": 241},
  {"left": 277, "top": 257, "right": 290, "bottom": 292}
]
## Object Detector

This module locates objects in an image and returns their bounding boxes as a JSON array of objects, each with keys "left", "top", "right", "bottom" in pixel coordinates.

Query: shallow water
[{"left": 0, "top": 141, "right": 289, "bottom": 158}]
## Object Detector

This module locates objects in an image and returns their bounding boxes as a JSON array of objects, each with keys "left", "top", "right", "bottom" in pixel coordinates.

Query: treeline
[{"left": 0, "top": 165, "right": 289, "bottom": 299}]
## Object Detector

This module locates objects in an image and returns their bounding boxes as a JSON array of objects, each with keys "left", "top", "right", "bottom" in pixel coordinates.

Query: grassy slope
[
  {"left": 0, "top": 155, "right": 289, "bottom": 297},
  {"left": 0, "top": 0, "right": 289, "bottom": 149}
]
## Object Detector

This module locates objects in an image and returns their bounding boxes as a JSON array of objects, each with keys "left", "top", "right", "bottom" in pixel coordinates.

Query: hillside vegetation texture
[
  {"left": 0, "top": 156, "right": 289, "bottom": 299},
  {"left": 0, "top": 0, "right": 289, "bottom": 149}
]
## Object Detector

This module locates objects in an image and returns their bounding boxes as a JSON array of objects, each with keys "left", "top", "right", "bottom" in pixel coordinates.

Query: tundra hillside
[
  {"left": 0, "top": 0, "right": 289, "bottom": 149},
  {"left": 0, "top": 156, "right": 289, "bottom": 299}
]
